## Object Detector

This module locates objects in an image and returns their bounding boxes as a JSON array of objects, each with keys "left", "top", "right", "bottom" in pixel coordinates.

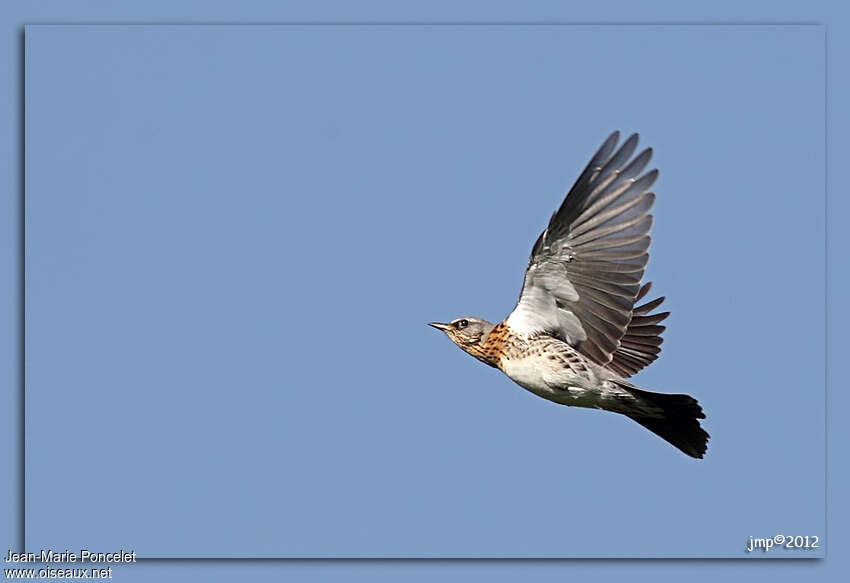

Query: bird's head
[{"left": 428, "top": 317, "right": 496, "bottom": 364}]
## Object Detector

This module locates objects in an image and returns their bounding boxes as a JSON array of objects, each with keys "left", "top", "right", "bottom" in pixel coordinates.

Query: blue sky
[
  {"left": 23, "top": 24, "right": 824, "bottom": 558},
  {"left": 2, "top": 1, "right": 849, "bottom": 581}
]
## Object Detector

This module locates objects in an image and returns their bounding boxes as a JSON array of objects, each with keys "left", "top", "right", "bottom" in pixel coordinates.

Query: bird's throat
[{"left": 461, "top": 322, "right": 510, "bottom": 369}]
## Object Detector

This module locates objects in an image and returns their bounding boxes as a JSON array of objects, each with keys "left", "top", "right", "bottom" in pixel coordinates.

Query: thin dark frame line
[
  {"left": 136, "top": 557, "right": 819, "bottom": 562},
  {"left": 16, "top": 21, "right": 828, "bottom": 562},
  {"left": 1, "top": 557, "right": 823, "bottom": 563},
  {"left": 822, "top": 24, "right": 829, "bottom": 559},
  {"left": 21, "top": 22, "right": 823, "bottom": 26},
  {"left": 18, "top": 25, "right": 25, "bottom": 554}
]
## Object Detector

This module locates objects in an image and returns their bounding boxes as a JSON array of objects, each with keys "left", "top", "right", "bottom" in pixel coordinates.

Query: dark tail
[{"left": 624, "top": 387, "right": 709, "bottom": 459}]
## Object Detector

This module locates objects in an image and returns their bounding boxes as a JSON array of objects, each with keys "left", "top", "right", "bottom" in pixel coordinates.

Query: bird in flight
[{"left": 429, "top": 132, "right": 709, "bottom": 458}]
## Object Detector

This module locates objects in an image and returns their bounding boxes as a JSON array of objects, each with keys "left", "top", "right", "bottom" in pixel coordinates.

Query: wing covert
[{"left": 505, "top": 132, "right": 658, "bottom": 366}]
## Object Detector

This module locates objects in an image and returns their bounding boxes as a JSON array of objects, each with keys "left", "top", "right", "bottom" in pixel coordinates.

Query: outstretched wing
[
  {"left": 606, "top": 282, "right": 669, "bottom": 377},
  {"left": 505, "top": 131, "right": 658, "bottom": 366}
]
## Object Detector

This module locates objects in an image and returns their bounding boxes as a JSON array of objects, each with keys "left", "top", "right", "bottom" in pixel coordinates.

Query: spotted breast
[{"left": 477, "top": 323, "right": 599, "bottom": 401}]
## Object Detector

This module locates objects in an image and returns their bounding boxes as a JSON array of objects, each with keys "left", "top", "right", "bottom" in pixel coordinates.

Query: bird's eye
[{"left": 455, "top": 319, "right": 469, "bottom": 329}]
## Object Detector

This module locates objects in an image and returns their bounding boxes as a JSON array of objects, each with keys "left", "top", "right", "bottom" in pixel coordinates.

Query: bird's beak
[{"left": 428, "top": 322, "right": 451, "bottom": 332}]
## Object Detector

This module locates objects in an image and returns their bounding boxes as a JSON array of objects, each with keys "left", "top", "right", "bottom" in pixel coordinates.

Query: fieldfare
[{"left": 430, "top": 132, "right": 709, "bottom": 458}]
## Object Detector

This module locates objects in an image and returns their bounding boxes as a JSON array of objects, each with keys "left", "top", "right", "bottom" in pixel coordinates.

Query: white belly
[
  {"left": 501, "top": 355, "right": 552, "bottom": 393},
  {"left": 501, "top": 354, "right": 602, "bottom": 408}
]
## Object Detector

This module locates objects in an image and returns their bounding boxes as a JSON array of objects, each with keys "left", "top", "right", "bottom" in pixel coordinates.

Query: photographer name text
[{"left": 4, "top": 549, "right": 136, "bottom": 564}]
